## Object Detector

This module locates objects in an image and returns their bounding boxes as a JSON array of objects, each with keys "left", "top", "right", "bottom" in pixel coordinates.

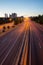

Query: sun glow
[{"left": 24, "top": 17, "right": 30, "bottom": 21}]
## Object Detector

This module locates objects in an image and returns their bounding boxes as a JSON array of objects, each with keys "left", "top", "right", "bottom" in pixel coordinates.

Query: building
[
  {"left": 5, "top": 13, "right": 8, "bottom": 18},
  {"left": 9, "top": 13, "right": 17, "bottom": 18}
]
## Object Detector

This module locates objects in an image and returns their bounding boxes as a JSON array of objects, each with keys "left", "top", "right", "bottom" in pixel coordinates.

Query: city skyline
[{"left": 0, "top": 0, "right": 43, "bottom": 17}]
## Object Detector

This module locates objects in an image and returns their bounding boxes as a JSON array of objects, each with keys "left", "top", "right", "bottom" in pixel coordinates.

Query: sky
[{"left": 0, "top": 0, "right": 43, "bottom": 17}]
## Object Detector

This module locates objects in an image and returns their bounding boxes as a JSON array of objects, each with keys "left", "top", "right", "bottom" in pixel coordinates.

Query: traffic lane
[
  {"left": 31, "top": 21, "right": 43, "bottom": 34},
  {"left": 30, "top": 27, "right": 35, "bottom": 65},
  {"left": 18, "top": 25, "right": 30, "bottom": 65},
  {"left": 0, "top": 25, "right": 25, "bottom": 49},
  {"left": 32, "top": 23, "right": 43, "bottom": 47},
  {"left": 30, "top": 21, "right": 43, "bottom": 44},
  {"left": 15, "top": 30, "right": 27, "bottom": 65},
  {"left": 26, "top": 26, "right": 30, "bottom": 65},
  {"left": 30, "top": 26, "right": 43, "bottom": 65},
  {"left": 33, "top": 21, "right": 43, "bottom": 31},
  {"left": 29, "top": 21, "right": 43, "bottom": 65},
  {"left": 0, "top": 22, "right": 25, "bottom": 55},
  {"left": 0, "top": 27, "right": 26, "bottom": 65},
  {"left": 30, "top": 27, "right": 40, "bottom": 65},
  {"left": 0, "top": 21, "right": 27, "bottom": 65},
  {"left": 0, "top": 22, "right": 25, "bottom": 42},
  {"left": 0, "top": 31, "right": 22, "bottom": 64},
  {"left": 0, "top": 25, "right": 25, "bottom": 64},
  {"left": 30, "top": 20, "right": 43, "bottom": 31},
  {"left": 19, "top": 33, "right": 28, "bottom": 65},
  {"left": 29, "top": 26, "right": 32, "bottom": 65},
  {"left": 32, "top": 30, "right": 43, "bottom": 65}
]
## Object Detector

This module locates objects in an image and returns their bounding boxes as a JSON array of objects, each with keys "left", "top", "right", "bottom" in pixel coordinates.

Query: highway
[{"left": 0, "top": 18, "right": 43, "bottom": 65}]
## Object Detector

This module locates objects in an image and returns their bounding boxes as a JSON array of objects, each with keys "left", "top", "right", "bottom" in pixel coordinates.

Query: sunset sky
[{"left": 0, "top": 0, "right": 43, "bottom": 17}]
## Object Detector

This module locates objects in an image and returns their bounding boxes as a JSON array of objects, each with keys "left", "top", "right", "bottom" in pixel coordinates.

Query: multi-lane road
[{"left": 0, "top": 18, "right": 43, "bottom": 65}]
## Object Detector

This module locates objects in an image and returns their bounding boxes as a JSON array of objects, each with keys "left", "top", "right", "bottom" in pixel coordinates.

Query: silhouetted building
[
  {"left": 9, "top": 13, "right": 17, "bottom": 18},
  {"left": 5, "top": 13, "right": 8, "bottom": 18}
]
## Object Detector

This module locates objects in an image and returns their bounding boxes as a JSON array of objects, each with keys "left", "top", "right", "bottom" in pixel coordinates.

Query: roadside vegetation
[
  {"left": 0, "top": 17, "right": 24, "bottom": 25},
  {"left": 0, "top": 17, "right": 24, "bottom": 34},
  {"left": 2, "top": 26, "right": 6, "bottom": 32},
  {"left": 31, "top": 15, "right": 43, "bottom": 24}
]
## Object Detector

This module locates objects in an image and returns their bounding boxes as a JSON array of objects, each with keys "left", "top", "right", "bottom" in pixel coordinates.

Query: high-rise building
[
  {"left": 5, "top": 13, "right": 8, "bottom": 18},
  {"left": 9, "top": 13, "right": 17, "bottom": 18}
]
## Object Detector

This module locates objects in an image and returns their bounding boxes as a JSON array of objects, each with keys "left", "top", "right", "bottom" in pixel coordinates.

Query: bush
[
  {"left": 3, "top": 26, "right": 6, "bottom": 30},
  {"left": 12, "top": 26, "right": 15, "bottom": 28},
  {"left": 31, "top": 15, "right": 43, "bottom": 24},
  {"left": 7, "top": 26, "right": 10, "bottom": 29},
  {"left": 2, "top": 29, "right": 5, "bottom": 32}
]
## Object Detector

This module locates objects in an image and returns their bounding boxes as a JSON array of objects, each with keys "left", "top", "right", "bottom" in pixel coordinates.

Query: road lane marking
[
  {"left": 20, "top": 36, "right": 27, "bottom": 65},
  {"left": 23, "top": 35, "right": 28, "bottom": 65},
  {"left": 39, "top": 43, "right": 41, "bottom": 48},
  {"left": 15, "top": 29, "right": 26, "bottom": 65},
  {"left": 0, "top": 32, "right": 23, "bottom": 65}
]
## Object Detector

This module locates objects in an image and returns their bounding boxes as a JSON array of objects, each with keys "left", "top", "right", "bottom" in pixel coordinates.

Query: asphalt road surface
[{"left": 0, "top": 18, "right": 43, "bottom": 65}]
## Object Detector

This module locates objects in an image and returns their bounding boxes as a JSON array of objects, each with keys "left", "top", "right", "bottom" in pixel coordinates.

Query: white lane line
[
  {"left": 29, "top": 27, "right": 32, "bottom": 65},
  {"left": 29, "top": 42, "right": 31, "bottom": 65},
  {"left": 20, "top": 35, "right": 27, "bottom": 65},
  {"left": 39, "top": 43, "right": 41, "bottom": 48},
  {"left": 23, "top": 33, "right": 28, "bottom": 65},
  {"left": 20, "top": 27, "right": 29, "bottom": 65},
  {"left": 0, "top": 32, "right": 23, "bottom": 65},
  {"left": 15, "top": 30, "right": 26, "bottom": 65},
  {"left": 1, "top": 38, "right": 7, "bottom": 43}
]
